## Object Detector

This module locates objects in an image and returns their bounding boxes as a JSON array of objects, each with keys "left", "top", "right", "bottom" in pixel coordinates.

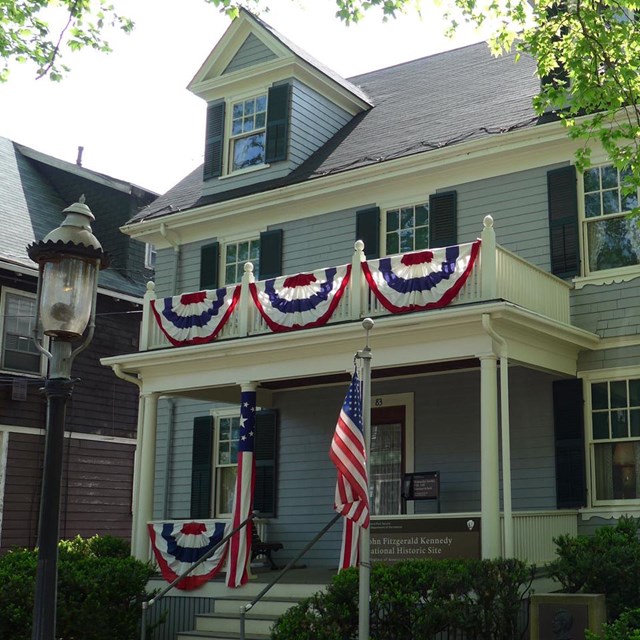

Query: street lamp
[{"left": 27, "top": 196, "right": 108, "bottom": 640}]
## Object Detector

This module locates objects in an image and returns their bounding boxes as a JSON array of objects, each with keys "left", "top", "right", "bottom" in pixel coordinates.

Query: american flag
[
  {"left": 329, "top": 371, "right": 370, "bottom": 569},
  {"left": 225, "top": 390, "right": 256, "bottom": 587}
]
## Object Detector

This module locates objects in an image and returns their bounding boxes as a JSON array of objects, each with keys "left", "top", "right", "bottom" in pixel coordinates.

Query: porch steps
[{"left": 175, "top": 586, "right": 320, "bottom": 640}]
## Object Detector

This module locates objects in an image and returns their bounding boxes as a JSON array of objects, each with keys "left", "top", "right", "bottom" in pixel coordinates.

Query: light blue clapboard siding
[
  {"left": 579, "top": 345, "right": 640, "bottom": 372},
  {"left": 201, "top": 79, "right": 352, "bottom": 199},
  {"left": 454, "top": 164, "right": 566, "bottom": 271},
  {"left": 223, "top": 33, "right": 276, "bottom": 74}
]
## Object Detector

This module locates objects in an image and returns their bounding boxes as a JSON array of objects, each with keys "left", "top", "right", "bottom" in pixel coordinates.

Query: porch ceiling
[{"left": 102, "top": 301, "right": 599, "bottom": 402}]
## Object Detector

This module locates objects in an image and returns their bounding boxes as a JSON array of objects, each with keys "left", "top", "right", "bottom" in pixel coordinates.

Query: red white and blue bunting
[
  {"left": 362, "top": 241, "right": 480, "bottom": 313},
  {"left": 250, "top": 265, "right": 351, "bottom": 332},
  {"left": 148, "top": 521, "right": 231, "bottom": 590},
  {"left": 151, "top": 287, "right": 240, "bottom": 346}
]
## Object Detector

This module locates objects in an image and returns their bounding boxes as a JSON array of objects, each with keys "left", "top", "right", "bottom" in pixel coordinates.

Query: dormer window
[
  {"left": 203, "top": 83, "right": 291, "bottom": 180},
  {"left": 231, "top": 94, "right": 268, "bottom": 171}
]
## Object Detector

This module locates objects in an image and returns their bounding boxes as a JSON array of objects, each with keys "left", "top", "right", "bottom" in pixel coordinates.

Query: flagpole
[{"left": 357, "top": 317, "right": 373, "bottom": 640}]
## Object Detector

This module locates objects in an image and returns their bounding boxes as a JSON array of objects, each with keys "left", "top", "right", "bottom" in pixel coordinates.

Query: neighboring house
[
  {"left": 102, "top": 9, "right": 640, "bottom": 574},
  {"left": 0, "top": 137, "right": 157, "bottom": 552}
]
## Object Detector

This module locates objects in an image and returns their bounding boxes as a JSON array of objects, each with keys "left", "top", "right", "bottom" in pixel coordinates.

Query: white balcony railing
[{"left": 140, "top": 216, "right": 572, "bottom": 351}]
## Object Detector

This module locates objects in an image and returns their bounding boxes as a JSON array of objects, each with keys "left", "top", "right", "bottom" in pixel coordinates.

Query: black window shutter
[
  {"left": 429, "top": 191, "right": 457, "bottom": 247},
  {"left": 200, "top": 242, "right": 219, "bottom": 290},
  {"left": 547, "top": 165, "right": 580, "bottom": 278},
  {"left": 265, "top": 84, "right": 291, "bottom": 163},
  {"left": 254, "top": 410, "right": 278, "bottom": 517},
  {"left": 356, "top": 206, "right": 380, "bottom": 259},
  {"left": 203, "top": 102, "right": 225, "bottom": 180},
  {"left": 191, "top": 416, "right": 214, "bottom": 519},
  {"left": 259, "top": 229, "right": 283, "bottom": 280},
  {"left": 553, "top": 378, "right": 586, "bottom": 509}
]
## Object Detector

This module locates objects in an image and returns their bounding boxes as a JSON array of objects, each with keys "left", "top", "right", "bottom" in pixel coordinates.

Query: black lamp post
[{"left": 27, "top": 196, "right": 108, "bottom": 640}]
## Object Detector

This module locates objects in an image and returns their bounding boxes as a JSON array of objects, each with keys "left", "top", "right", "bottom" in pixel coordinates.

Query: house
[
  {"left": 0, "top": 137, "right": 157, "bottom": 552},
  {"left": 102, "top": 8, "right": 640, "bottom": 579}
]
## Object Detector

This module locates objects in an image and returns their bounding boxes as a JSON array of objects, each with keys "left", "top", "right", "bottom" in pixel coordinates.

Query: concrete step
[
  {"left": 214, "top": 595, "right": 301, "bottom": 617},
  {"left": 195, "top": 611, "right": 280, "bottom": 635}
]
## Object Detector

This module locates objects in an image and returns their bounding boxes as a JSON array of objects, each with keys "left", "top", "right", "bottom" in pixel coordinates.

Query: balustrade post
[
  {"left": 481, "top": 216, "right": 497, "bottom": 300},
  {"left": 351, "top": 240, "right": 366, "bottom": 320},
  {"left": 239, "top": 262, "right": 255, "bottom": 336},
  {"left": 139, "top": 281, "right": 156, "bottom": 351}
]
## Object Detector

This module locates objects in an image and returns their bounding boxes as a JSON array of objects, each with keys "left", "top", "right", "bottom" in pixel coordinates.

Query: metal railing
[
  {"left": 239, "top": 512, "right": 342, "bottom": 640},
  {"left": 139, "top": 512, "right": 256, "bottom": 640}
]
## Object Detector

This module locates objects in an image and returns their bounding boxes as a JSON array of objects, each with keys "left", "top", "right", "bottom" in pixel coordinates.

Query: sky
[{"left": 0, "top": 0, "right": 491, "bottom": 195}]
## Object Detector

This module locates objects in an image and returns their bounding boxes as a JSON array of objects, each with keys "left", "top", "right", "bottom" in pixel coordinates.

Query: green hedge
[
  {"left": 270, "top": 558, "right": 533, "bottom": 640},
  {"left": 548, "top": 516, "right": 640, "bottom": 621},
  {"left": 0, "top": 535, "right": 154, "bottom": 640}
]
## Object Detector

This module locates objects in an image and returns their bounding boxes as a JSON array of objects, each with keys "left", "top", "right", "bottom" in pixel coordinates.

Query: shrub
[
  {"left": 586, "top": 608, "right": 640, "bottom": 639},
  {"left": 270, "top": 558, "right": 533, "bottom": 640},
  {"left": 548, "top": 516, "right": 640, "bottom": 620},
  {"left": 0, "top": 535, "right": 154, "bottom": 640}
]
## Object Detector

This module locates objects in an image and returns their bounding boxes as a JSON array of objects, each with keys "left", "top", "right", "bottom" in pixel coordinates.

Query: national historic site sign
[{"left": 370, "top": 517, "right": 481, "bottom": 563}]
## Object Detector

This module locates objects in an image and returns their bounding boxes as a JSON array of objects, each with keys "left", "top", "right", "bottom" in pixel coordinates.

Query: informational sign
[
  {"left": 402, "top": 472, "right": 439, "bottom": 500},
  {"left": 370, "top": 517, "right": 481, "bottom": 563}
]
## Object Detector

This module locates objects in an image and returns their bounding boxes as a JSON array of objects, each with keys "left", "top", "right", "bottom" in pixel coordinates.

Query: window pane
[
  {"left": 610, "top": 381, "right": 627, "bottom": 408},
  {"left": 249, "top": 241, "right": 260, "bottom": 262},
  {"left": 386, "top": 233, "right": 399, "bottom": 255},
  {"left": 2, "top": 293, "right": 40, "bottom": 374},
  {"left": 592, "top": 382, "right": 608, "bottom": 410},
  {"left": 584, "top": 168, "right": 600, "bottom": 192},
  {"left": 218, "top": 467, "right": 237, "bottom": 514},
  {"left": 594, "top": 442, "right": 639, "bottom": 500},
  {"left": 400, "top": 228, "right": 414, "bottom": 253},
  {"left": 584, "top": 193, "right": 601, "bottom": 218},
  {"left": 255, "top": 112, "right": 266, "bottom": 129},
  {"left": 593, "top": 412, "right": 609, "bottom": 439},
  {"left": 587, "top": 217, "right": 640, "bottom": 272},
  {"left": 232, "top": 103, "right": 243, "bottom": 119},
  {"left": 594, "top": 443, "right": 614, "bottom": 500},
  {"left": 225, "top": 265, "right": 236, "bottom": 284},
  {"left": 255, "top": 95, "right": 267, "bottom": 112},
  {"left": 226, "top": 244, "right": 237, "bottom": 263},
  {"left": 415, "top": 226, "right": 429, "bottom": 250},
  {"left": 415, "top": 204, "right": 429, "bottom": 226},
  {"left": 232, "top": 132, "right": 265, "bottom": 170},
  {"left": 232, "top": 119, "right": 243, "bottom": 135},
  {"left": 245, "top": 99, "right": 255, "bottom": 116},
  {"left": 622, "top": 191, "right": 638, "bottom": 212},
  {"left": 386, "top": 210, "right": 399, "bottom": 232},
  {"left": 601, "top": 165, "right": 618, "bottom": 189},
  {"left": 219, "top": 418, "right": 230, "bottom": 439},
  {"left": 630, "top": 380, "right": 640, "bottom": 407},
  {"left": 631, "top": 409, "right": 640, "bottom": 437},
  {"left": 400, "top": 207, "right": 413, "bottom": 229},
  {"left": 237, "top": 242, "right": 249, "bottom": 262},
  {"left": 612, "top": 409, "right": 628, "bottom": 438},
  {"left": 602, "top": 189, "right": 620, "bottom": 214}
]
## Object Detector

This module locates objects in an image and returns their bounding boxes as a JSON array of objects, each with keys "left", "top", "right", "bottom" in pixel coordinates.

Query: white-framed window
[
  {"left": 587, "top": 375, "right": 640, "bottom": 503},
  {"left": 214, "top": 411, "right": 241, "bottom": 517},
  {"left": 0, "top": 288, "right": 44, "bottom": 375},
  {"left": 144, "top": 243, "right": 156, "bottom": 270},
  {"left": 223, "top": 237, "right": 260, "bottom": 285},
  {"left": 384, "top": 202, "right": 430, "bottom": 255},
  {"left": 229, "top": 93, "right": 268, "bottom": 173},
  {"left": 581, "top": 164, "right": 640, "bottom": 274}
]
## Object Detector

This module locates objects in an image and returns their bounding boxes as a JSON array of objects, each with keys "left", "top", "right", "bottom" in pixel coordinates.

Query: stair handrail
[
  {"left": 139, "top": 512, "right": 256, "bottom": 640},
  {"left": 239, "top": 512, "right": 342, "bottom": 640}
]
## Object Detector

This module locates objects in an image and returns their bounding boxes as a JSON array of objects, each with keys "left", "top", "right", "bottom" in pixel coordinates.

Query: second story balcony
[{"left": 139, "top": 216, "right": 574, "bottom": 353}]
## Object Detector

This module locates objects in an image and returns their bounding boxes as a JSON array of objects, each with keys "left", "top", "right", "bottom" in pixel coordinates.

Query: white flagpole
[{"left": 357, "top": 318, "right": 374, "bottom": 640}]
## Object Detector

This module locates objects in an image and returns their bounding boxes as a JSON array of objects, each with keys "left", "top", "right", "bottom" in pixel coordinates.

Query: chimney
[{"left": 76, "top": 146, "right": 84, "bottom": 166}]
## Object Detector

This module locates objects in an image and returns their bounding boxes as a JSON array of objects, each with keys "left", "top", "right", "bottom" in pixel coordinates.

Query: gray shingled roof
[
  {"left": 133, "top": 40, "right": 541, "bottom": 224},
  {"left": 0, "top": 137, "right": 156, "bottom": 298}
]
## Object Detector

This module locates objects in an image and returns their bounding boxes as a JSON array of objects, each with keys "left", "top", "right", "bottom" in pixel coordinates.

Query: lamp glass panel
[{"left": 39, "top": 257, "right": 97, "bottom": 338}]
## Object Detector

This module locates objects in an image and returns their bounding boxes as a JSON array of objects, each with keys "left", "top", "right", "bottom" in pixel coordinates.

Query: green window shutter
[
  {"left": 553, "top": 379, "right": 586, "bottom": 509},
  {"left": 259, "top": 229, "right": 283, "bottom": 280},
  {"left": 191, "top": 416, "right": 214, "bottom": 519},
  {"left": 429, "top": 191, "right": 457, "bottom": 247},
  {"left": 203, "top": 101, "right": 225, "bottom": 180},
  {"left": 547, "top": 165, "right": 580, "bottom": 278},
  {"left": 200, "top": 242, "right": 219, "bottom": 290},
  {"left": 356, "top": 206, "right": 380, "bottom": 259},
  {"left": 254, "top": 410, "right": 278, "bottom": 518},
  {"left": 265, "top": 84, "right": 291, "bottom": 163}
]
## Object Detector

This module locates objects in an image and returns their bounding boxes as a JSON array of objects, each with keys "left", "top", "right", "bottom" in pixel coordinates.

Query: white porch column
[
  {"left": 132, "top": 391, "right": 159, "bottom": 561},
  {"left": 479, "top": 354, "right": 501, "bottom": 558}
]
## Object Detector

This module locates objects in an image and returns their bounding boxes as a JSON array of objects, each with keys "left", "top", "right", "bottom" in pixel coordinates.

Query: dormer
[{"left": 188, "top": 9, "right": 373, "bottom": 198}]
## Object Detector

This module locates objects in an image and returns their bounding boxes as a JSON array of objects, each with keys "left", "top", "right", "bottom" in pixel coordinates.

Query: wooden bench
[{"left": 251, "top": 527, "right": 283, "bottom": 570}]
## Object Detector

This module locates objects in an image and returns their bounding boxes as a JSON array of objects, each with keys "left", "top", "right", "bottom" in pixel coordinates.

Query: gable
[{"left": 223, "top": 33, "right": 277, "bottom": 75}]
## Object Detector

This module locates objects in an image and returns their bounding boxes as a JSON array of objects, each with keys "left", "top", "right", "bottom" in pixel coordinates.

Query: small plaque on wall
[{"left": 530, "top": 593, "right": 606, "bottom": 640}]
